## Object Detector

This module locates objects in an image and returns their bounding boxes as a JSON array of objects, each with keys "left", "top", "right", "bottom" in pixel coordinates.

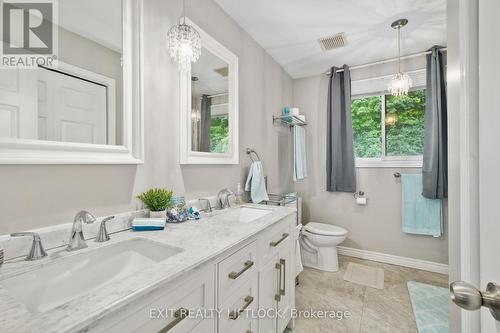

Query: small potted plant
[{"left": 137, "top": 188, "right": 174, "bottom": 219}]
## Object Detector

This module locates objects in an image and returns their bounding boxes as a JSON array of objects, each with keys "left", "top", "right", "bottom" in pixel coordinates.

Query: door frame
[{"left": 447, "top": 0, "right": 480, "bottom": 332}]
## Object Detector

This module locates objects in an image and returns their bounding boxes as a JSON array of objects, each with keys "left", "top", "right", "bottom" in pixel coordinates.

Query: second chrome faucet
[{"left": 67, "top": 211, "right": 115, "bottom": 251}]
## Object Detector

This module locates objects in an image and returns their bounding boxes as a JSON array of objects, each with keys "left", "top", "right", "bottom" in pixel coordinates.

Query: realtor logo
[{"left": 1, "top": 0, "right": 58, "bottom": 67}]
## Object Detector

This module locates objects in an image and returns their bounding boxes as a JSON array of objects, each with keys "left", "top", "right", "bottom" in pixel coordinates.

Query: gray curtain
[
  {"left": 423, "top": 46, "right": 448, "bottom": 199},
  {"left": 200, "top": 95, "right": 212, "bottom": 152},
  {"left": 327, "top": 65, "right": 356, "bottom": 192}
]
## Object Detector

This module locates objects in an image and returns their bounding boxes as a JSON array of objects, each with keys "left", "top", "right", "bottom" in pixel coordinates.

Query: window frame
[{"left": 352, "top": 87, "right": 425, "bottom": 168}]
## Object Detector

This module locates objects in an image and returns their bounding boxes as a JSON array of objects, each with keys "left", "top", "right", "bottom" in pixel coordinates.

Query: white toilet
[{"left": 300, "top": 222, "right": 348, "bottom": 272}]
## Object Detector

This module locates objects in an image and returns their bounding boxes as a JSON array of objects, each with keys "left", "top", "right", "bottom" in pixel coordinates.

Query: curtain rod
[
  {"left": 208, "top": 93, "right": 228, "bottom": 98},
  {"left": 324, "top": 48, "right": 447, "bottom": 75}
]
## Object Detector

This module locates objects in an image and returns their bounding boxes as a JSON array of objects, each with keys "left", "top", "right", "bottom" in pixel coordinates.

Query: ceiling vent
[{"left": 318, "top": 32, "right": 348, "bottom": 51}]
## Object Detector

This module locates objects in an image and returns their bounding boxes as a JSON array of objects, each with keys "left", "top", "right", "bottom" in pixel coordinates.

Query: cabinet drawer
[
  {"left": 218, "top": 241, "right": 258, "bottom": 302},
  {"left": 97, "top": 265, "right": 215, "bottom": 333},
  {"left": 257, "top": 219, "right": 292, "bottom": 265},
  {"left": 229, "top": 317, "right": 258, "bottom": 333},
  {"left": 219, "top": 276, "right": 258, "bottom": 333},
  {"left": 189, "top": 318, "right": 215, "bottom": 333}
]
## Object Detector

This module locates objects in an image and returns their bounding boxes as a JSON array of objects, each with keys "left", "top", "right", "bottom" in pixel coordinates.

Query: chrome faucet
[
  {"left": 67, "top": 210, "right": 96, "bottom": 251},
  {"left": 217, "top": 189, "right": 235, "bottom": 209},
  {"left": 10, "top": 232, "right": 47, "bottom": 261},
  {"left": 198, "top": 198, "right": 213, "bottom": 213},
  {"left": 95, "top": 216, "right": 115, "bottom": 243}
]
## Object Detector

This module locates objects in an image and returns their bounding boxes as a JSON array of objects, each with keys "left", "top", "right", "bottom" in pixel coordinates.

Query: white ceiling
[
  {"left": 214, "top": 0, "right": 446, "bottom": 78},
  {"left": 192, "top": 47, "right": 228, "bottom": 96}
]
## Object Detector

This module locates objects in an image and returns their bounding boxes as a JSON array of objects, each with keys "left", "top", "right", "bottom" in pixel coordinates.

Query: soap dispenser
[{"left": 235, "top": 183, "right": 244, "bottom": 205}]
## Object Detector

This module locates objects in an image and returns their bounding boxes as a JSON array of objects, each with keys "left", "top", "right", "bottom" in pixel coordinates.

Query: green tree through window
[
  {"left": 385, "top": 90, "right": 426, "bottom": 156},
  {"left": 351, "top": 89, "right": 426, "bottom": 158},
  {"left": 351, "top": 95, "right": 382, "bottom": 158},
  {"left": 210, "top": 115, "right": 229, "bottom": 153}
]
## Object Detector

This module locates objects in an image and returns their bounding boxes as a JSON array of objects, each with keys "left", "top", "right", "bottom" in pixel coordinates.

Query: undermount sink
[
  {"left": 1, "top": 238, "right": 183, "bottom": 313},
  {"left": 230, "top": 206, "right": 273, "bottom": 223}
]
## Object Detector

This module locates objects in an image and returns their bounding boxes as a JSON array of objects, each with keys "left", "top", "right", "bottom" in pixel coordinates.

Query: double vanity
[{"left": 0, "top": 205, "right": 296, "bottom": 333}]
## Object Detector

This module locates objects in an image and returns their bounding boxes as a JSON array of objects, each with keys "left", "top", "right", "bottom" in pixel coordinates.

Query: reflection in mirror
[
  {"left": 0, "top": 0, "right": 123, "bottom": 145},
  {"left": 190, "top": 47, "right": 229, "bottom": 154}
]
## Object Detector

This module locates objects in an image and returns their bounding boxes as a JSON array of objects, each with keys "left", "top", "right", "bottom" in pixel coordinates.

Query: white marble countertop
[{"left": 0, "top": 204, "right": 295, "bottom": 333}]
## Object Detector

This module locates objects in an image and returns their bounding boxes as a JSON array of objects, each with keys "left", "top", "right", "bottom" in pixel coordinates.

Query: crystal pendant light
[
  {"left": 388, "top": 19, "right": 412, "bottom": 96},
  {"left": 167, "top": 0, "right": 201, "bottom": 71}
]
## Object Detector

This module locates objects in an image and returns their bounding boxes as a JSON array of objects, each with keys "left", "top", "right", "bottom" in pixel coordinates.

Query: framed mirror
[
  {"left": 0, "top": 0, "right": 143, "bottom": 164},
  {"left": 180, "top": 19, "right": 239, "bottom": 164}
]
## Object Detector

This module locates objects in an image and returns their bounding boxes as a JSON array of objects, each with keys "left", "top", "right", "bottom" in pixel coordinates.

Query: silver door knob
[{"left": 450, "top": 281, "right": 500, "bottom": 321}]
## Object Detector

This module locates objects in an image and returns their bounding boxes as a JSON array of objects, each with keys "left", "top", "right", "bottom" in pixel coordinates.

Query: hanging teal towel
[{"left": 402, "top": 174, "right": 443, "bottom": 237}]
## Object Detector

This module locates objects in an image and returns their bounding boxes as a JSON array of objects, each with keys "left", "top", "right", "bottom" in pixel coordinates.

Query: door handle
[
  {"left": 158, "top": 308, "right": 189, "bottom": 333},
  {"left": 275, "top": 262, "right": 282, "bottom": 302},
  {"left": 228, "top": 260, "right": 254, "bottom": 279},
  {"left": 229, "top": 296, "right": 254, "bottom": 320},
  {"left": 450, "top": 281, "right": 500, "bottom": 321},
  {"left": 270, "top": 233, "right": 289, "bottom": 247},
  {"left": 279, "top": 259, "right": 286, "bottom": 296}
]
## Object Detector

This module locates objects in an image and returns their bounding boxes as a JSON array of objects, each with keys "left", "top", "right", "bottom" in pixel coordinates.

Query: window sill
[{"left": 355, "top": 158, "right": 423, "bottom": 168}]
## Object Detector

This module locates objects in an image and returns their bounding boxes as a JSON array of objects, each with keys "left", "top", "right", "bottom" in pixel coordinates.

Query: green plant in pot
[{"left": 137, "top": 188, "right": 173, "bottom": 219}]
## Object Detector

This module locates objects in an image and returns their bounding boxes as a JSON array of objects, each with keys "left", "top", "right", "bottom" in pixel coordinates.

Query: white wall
[
  {"left": 292, "top": 57, "right": 449, "bottom": 264},
  {"left": 0, "top": 0, "right": 293, "bottom": 235}
]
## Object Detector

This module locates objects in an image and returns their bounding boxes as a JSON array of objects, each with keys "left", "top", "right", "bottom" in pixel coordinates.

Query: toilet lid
[{"left": 304, "top": 222, "right": 348, "bottom": 236}]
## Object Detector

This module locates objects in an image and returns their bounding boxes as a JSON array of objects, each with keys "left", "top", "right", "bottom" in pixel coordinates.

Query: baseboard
[{"left": 337, "top": 246, "right": 449, "bottom": 275}]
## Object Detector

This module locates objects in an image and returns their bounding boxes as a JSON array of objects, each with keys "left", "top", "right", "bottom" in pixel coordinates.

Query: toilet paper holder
[{"left": 353, "top": 191, "right": 365, "bottom": 199}]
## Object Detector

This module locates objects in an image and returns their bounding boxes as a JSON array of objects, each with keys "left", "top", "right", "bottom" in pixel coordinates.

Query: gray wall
[
  {"left": 292, "top": 68, "right": 449, "bottom": 265},
  {"left": 0, "top": 0, "right": 293, "bottom": 235}
]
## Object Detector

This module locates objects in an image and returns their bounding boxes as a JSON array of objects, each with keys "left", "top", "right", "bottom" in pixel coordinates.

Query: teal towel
[
  {"left": 293, "top": 125, "right": 307, "bottom": 181},
  {"left": 402, "top": 174, "right": 443, "bottom": 237},
  {"left": 132, "top": 218, "right": 165, "bottom": 229},
  {"left": 132, "top": 225, "right": 164, "bottom": 231}
]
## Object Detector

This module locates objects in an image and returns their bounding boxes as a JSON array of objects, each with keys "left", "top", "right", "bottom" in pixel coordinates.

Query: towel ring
[{"left": 246, "top": 148, "right": 261, "bottom": 162}]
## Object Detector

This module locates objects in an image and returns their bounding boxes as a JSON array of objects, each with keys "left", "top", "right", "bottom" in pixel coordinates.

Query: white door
[
  {"left": 38, "top": 68, "right": 107, "bottom": 144},
  {"left": 259, "top": 253, "right": 279, "bottom": 333},
  {"left": 478, "top": 0, "right": 500, "bottom": 331},
  {"left": 450, "top": 0, "right": 500, "bottom": 331},
  {"left": 0, "top": 68, "right": 37, "bottom": 139},
  {"left": 277, "top": 248, "right": 293, "bottom": 333}
]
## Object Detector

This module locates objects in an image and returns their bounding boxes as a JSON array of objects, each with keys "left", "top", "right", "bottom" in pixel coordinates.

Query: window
[{"left": 351, "top": 89, "right": 426, "bottom": 167}]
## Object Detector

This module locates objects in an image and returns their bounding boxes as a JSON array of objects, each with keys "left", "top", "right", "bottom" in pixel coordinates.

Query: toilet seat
[{"left": 303, "top": 222, "right": 348, "bottom": 236}]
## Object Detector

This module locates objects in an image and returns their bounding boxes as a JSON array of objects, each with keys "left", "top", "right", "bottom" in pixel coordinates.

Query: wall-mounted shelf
[{"left": 272, "top": 115, "right": 307, "bottom": 128}]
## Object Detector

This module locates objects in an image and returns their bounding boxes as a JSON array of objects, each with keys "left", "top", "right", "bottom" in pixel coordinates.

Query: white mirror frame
[
  {"left": 0, "top": 0, "right": 144, "bottom": 164},
  {"left": 179, "top": 18, "right": 239, "bottom": 165}
]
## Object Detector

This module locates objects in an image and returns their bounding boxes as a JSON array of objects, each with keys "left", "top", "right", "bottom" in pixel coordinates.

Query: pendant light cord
[
  {"left": 182, "top": 0, "right": 186, "bottom": 24},
  {"left": 397, "top": 26, "right": 401, "bottom": 74}
]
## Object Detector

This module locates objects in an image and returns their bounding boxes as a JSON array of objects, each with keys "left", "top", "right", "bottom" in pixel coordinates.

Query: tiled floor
[{"left": 285, "top": 256, "right": 448, "bottom": 333}]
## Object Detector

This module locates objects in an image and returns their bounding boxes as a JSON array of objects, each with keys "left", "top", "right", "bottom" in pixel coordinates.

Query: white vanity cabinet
[
  {"left": 91, "top": 264, "right": 217, "bottom": 333},
  {"left": 89, "top": 213, "right": 296, "bottom": 333}
]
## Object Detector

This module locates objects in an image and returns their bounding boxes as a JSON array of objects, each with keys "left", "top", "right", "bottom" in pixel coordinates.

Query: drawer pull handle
[
  {"left": 270, "top": 233, "right": 289, "bottom": 247},
  {"left": 158, "top": 308, "right": 188, "bottom": 333},
  {"left": 229, "top": 296, "right": 254, "bottom": 320},
  {"left": 280, "top": 259, "right": 286, "bottom": 296},
  {"left": 229, "top": 260, "right": 254, "bottom": 279},
  {"left": 275, "top": 262, "right": 282, "bottom": 302}
]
